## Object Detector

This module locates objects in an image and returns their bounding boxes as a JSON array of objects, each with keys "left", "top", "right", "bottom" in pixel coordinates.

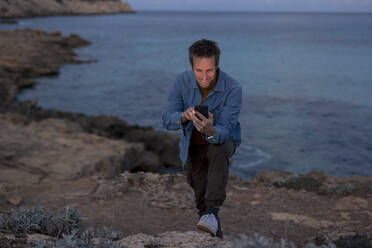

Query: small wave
[
  {"left": 16, "top": 21, "right": 26, "bottom": 26},
  {"left": 233, "top": 144, "right": 272, "bottom": 168}
]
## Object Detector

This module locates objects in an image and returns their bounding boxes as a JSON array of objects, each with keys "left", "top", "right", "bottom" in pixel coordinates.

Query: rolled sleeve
[
  {"left": 162, "top": 75, "right": 185, "bottom": 131},
  {"left": 163, "top": 111, "right": 183, "bottom": 130}
]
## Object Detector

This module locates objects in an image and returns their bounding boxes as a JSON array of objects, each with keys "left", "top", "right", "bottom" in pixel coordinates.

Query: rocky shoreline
[
  {"left": 0, "top": 29, "right": 181, "bottom": 178},
  {"left": 0, "top": 28, "right": 371, "bottom": 247},
  {"left": 0, "top": 0, "right": 134, "bottom": 19}
]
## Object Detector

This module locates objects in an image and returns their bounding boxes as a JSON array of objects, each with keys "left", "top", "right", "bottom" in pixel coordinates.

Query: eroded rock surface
[
  {"left": 118, "top": 231, "right": 231, "bottom": 248},
  {"left": 0, "top": 29, "right": 182, "bottom": 173},
  {"left": 0, "top": 113, "right": 145, "bottom": 184},
  {"left": 0, "top": 0, "right": 134, "bottom": 18},
  {"left": 0, "top": 172, "right": 371, "bottom": 247},
  {"left": 0, "top": 29, "right": 90, "bottom": 102}
]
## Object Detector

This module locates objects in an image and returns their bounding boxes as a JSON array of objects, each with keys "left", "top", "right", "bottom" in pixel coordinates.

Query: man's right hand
[{"left": 181, "top": 107, "right": 194, "bottom": 125}]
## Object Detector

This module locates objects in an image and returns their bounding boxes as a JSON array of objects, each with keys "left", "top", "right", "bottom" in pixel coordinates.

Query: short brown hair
[{"left": 189, "top": 39, "right": 221, "bottom": 68}]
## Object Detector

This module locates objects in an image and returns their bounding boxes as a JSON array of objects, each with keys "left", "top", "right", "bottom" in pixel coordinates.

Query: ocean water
[{"left": 4, "top": 11, "right": 372, "bottom": 178}]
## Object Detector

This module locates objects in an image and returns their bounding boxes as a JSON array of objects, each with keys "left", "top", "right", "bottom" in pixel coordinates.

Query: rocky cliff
[
  {"left": 0, "top": 0, "right": 134, "bottom": 18},
  {"left": 0, "top": 29, "right": 182, "bottom": 177}
]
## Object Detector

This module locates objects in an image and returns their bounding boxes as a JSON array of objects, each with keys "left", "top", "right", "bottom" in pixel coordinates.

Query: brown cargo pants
[{"left": 185, "top": 139, "right": 236, "bottom": 216}]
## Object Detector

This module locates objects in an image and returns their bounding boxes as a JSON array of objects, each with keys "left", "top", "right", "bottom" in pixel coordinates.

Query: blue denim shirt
[{"left": 162, "top": 69, "right": 242, "bottom": 167}]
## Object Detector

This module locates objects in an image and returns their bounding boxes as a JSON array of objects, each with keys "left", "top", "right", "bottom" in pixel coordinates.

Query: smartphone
[{"left": 194, "top": 104, "right": 208, "bottom": 120}]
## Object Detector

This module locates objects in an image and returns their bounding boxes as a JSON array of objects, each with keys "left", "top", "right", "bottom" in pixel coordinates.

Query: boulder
[{"left": 0, "top": 114, "right": 148, "bottom": 185}]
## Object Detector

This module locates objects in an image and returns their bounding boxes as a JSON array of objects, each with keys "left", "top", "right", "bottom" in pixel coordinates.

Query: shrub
[
  {"left": 34, "top": 229, "right": 127, "bottom": 248},
  {"left": 333, "top": 234, "right": 371, "bottom": 248},
  {"left": 0, "top": 206, "right": 81, "bottom": 237},
  {"left": 324, "top": 183, "right": 354, "bottom": 195},
  {"left": 93, "top": 226, "right": 123, "bottom": 241},
  {"left": 230, "top": 234, "right": 339, "bottom": 248},
  {"left": 229, "top": 233, "right": 296, "bottom": 248},
  {"left": 278, "top": 177, "right": 322, "bottom": 191}
]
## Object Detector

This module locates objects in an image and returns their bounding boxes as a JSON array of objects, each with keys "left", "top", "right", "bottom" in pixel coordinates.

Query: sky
[{"left": 124, "top": 0, "right": 372, "bottom": 13}]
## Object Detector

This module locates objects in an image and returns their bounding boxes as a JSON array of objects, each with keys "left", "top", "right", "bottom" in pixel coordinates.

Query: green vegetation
[
  {"left": 0, "top": 206, "right": 126, "bottom": 248},
  {"left": 230, "top": 233, "right": 296, "bottom": 248},
  {"left": 333, "top": 234, "right": 371, "bottom": 248},
  {"left": 0, "top": 206, "right": 81, "bottom": 237},
  {"left": 1, "top": 206, "right": 369, "bottom": 248},
  {"left": 35, "top": 229, "right": 126, "bottom": 248},
  {"left": 273, "top": 176, "right": 323, "bottom": 191}
]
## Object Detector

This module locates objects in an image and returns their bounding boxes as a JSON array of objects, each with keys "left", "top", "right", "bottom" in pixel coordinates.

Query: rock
[
  {"left": 26, "top": 234, "right": 55, "bottom": 246},
  {"left": 0, "top": 19, "right": 17, "bottom": 24},
  {"left": 333, "top": 234, "right": 371, "bottom": 248},
  {"left": 0, "top": 29, "right": 90, "bottom": 103},
  {"left": 0, "top": 28, "right": 181, "bottom": 174},
  {"left": 253, "top": 170, "right": 335, "bottom": 192},
  {"left": 309, "top": 231, "right": 356, "bottom": 247},
  {"left": 0, "top": 234, "right": 16, "bottom": 240},
  {"left": 0, "top": 0, "right": 134, "bottom": 19},
  {"left": 270, "top": 212, "right": 333, "bottom": 229},
  {"left": 333, "top": 196, "right": 368, "bottom": 211},
  {"left": 9, "top": 105, "right": 181, "bottom": 171},
  {"left": 0, "top": 168, "right": 42, "bottom": 186},
  {"left": 252, "top": 170, "right": 296, "bottom": 185},
  {"left": 72, "top": 114, "right": 182, "bottom": 169},
  {"left": 322, "top": 182, "right": 354, "bottom": 195},
  {"left": 67, "top": 33, "right": 91, "bottom": 48},
  {"left": 305, "top": 170, "right": 329, "bottom": 183},
  {"left": 0, "top": 115, "right": 147, "bottom": 185},
  {"left": 7, "top": 195, "right": 22, "bottom": 206},
  {"left": 132, "top": 151, "right": 164, "bottom": 173},
  {"left": 118, "top": 231, "right": 229, "bottom": 248},
  {"left": 0, "top": 184, "right": 7, "bottom": 196},
  {"left": 91, "top": 172, "right": 194, "bottom": 209},
  {"left": 0, "top": 83, "right": 9, "bottom": 102}
]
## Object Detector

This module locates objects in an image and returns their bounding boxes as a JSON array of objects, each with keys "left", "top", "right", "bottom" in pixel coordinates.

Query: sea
[{"left": 3, "top": 11, "right": 372, "bottom": 178}]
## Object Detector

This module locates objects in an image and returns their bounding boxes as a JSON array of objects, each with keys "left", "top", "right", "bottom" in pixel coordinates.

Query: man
[{"left": 162, "top": 39, "right": 242, "bottom": 239}]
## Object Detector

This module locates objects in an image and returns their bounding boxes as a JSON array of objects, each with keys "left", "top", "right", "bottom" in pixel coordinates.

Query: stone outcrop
[
  {"left": 0, "top": 29, "right": 90, "bottom": 102},
  {"left": 118, "top": 231, "right": 232, "bottom": 248},
  {"left": 0, "top": 0, "right": 134, "bottom": 19},
  {"left": 253, "top": 170, "right": 372, "bottom": 195},
  {"left": 0, "top": 113, "right": 147, "bottom": 185},
  {"left": 91, "top": 172, "right": 195, "bottom": 209},
  {"left": 5, "top": 103, "right": 182, "bottom": 170},
  {"left": 0, "top": 18, "right": 16, "bottom": 24},
  {"left": 0, "top": 29, "right": 182, "bottom": 174}
]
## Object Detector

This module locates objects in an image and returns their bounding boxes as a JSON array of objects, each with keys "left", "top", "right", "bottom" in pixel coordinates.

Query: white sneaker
[{"left": 197, "top": 214, "right": 218, "bottom": 236}]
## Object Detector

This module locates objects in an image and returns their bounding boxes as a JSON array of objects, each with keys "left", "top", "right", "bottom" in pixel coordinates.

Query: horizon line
[{"left": 131, "top": 9, "right": 372, "bottom": 14}]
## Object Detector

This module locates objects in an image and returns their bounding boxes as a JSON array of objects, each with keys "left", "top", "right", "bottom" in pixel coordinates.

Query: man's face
[{"left": 191, "top": 56, "right": 218, "bottom": 89}]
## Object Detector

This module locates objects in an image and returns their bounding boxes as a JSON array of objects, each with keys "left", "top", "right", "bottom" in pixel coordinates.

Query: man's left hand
[{"left": 192, "top": 111, "right": 215, "bottom": 137}]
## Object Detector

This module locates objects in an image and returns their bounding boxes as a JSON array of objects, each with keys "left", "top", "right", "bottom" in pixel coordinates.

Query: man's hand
[
  {"left": 181, "top": 107, "right": 194, "bottom": 125},
  {"left": 192, "top": 111, "right": 215, "bottom": 137}
]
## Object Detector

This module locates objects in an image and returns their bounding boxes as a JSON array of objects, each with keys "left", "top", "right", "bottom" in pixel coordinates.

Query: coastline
[
  {"left": 0, "top": 26, "right": 371, "bottom": 247},
  {"left": 0, "top": 0, "right": 135, "bottom": 19},
  {"left": 0, "top": 28, "right": 181, "bottom": 173}
]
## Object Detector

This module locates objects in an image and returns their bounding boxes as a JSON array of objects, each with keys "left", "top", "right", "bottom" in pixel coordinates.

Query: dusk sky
[{"left": 125, "top": 0, "right": 372, "bottom": 12}]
